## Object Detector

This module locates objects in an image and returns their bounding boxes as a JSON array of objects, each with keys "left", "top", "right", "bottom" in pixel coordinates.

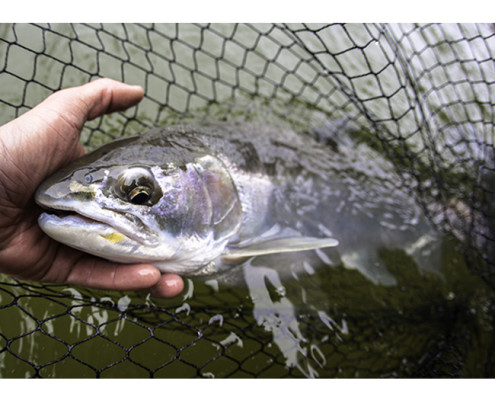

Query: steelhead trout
[
  {"left": 35, "top": 122, "right": 339, "bottom": 276},
  {"left": 35, "top": 121, "right": 439, "bottom": 283}
]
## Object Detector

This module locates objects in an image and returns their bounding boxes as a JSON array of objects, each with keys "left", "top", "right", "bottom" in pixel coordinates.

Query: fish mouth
[
  {"left": 37, "top": 203, "right": 159, "bottom": 246},
  {"left": 39, "top": 211, "right": 123, "bottom": 239}
]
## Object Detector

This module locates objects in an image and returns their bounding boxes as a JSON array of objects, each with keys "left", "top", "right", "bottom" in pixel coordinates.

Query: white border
[
  {"left": 1, "top": 379, "right": 491, "bottom": 400},
  {"left": 1, "top": 0, "right": 495, "bottom": 23}
]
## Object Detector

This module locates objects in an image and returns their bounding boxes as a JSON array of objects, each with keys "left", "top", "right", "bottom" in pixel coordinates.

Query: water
[
  {"left": 0, "top": 234, "right": 492, "bottom": 377},
  {"left": 1, "top": 23, "right": 494, "bottom": 377}
]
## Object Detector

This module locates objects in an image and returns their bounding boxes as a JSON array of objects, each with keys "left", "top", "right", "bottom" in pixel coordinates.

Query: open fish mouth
[
  {"left": 39, "top": 212, "right": 126, "bottom": 241},
  {"left": 37, "top": 210, "right": 156, "bottom": 265},
  {"left": 37, "top": 205, "right": 159, "bottom": 247}
]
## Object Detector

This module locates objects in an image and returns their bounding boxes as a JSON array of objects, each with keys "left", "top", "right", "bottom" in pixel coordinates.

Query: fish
[{"left": 35, "top": 122, "right": 339, "bottom": 276}]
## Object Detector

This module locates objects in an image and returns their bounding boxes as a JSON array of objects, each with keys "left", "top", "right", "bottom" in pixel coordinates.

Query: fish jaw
[{"left": 37, "top": 212, "right": 178, "bottom": 265}]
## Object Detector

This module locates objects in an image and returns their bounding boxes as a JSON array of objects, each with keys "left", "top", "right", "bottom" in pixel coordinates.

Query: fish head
[{"left": 35, "top": 135, "right": 243, "bottom": 274}]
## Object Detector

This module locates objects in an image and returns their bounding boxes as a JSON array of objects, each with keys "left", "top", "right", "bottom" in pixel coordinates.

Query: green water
[{"left": 1, "top": 23, "right": 494, "bottom": 377}]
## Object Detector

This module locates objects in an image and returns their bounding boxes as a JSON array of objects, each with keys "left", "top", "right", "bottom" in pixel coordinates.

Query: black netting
[{"left": 0, "top": 23, "right": 494, "bottom": 378}]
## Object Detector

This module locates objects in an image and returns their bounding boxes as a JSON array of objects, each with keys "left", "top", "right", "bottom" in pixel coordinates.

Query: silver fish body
[{"left": 35, "top": 122, "right": 340, "bottom": 276}]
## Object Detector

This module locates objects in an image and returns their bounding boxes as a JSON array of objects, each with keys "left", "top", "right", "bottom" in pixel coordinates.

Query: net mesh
[{"left": 0, "top": 23, "right": 494, "bottom": 378}]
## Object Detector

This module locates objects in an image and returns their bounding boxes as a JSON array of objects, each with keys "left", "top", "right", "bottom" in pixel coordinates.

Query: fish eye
[
  {"left": 116, "top": 167, "right": 157, "bottom": 206},
  {"left": 128, "top": 186, "right": 152, "bottom": 205}
]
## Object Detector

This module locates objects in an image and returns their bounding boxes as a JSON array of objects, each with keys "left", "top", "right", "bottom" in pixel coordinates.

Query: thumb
[
  {"left": 38, "top": 78, "right": 145, "bottom": 131},
  {"left": 52, "top": 78, "right": 145, "bottom": 122}
]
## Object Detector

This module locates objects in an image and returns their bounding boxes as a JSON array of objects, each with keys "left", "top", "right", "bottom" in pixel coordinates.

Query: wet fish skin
[{"left": 35, "top": 122, "right": 338, "bottom": 276}]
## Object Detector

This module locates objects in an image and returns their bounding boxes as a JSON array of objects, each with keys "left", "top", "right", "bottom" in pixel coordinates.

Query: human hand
[{"left": 0, "top": 78, "right": 184, "bottom": 298}]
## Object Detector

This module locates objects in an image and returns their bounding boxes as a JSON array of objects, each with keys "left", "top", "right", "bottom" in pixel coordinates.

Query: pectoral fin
[{"left": 223, "top": 236, "right": 338, "bottom": 262}]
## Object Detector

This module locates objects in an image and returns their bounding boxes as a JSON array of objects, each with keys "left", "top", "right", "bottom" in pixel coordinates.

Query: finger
[
  {"left": 66, "top": 258, "right": 162, "bottom": 291},
  {"left": 18, "top": 78, "right": 144, "bottom": 130},
  {"left": 66, "top": 78, "right": 145, "bottom": 121},
  {"left": 150, "top": 273, "right": 185, "bottom": 298},
  {"left": 41, "top": 78, "right": 144, "bottom": 130}
]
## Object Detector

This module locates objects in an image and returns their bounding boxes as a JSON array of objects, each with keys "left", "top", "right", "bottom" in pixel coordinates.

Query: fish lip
[
  {"left": 39, "top": 212, "right": 110, "bottom": 232},
  {"left": 38, "top": 202, "right": 159, "bottom": 246}
]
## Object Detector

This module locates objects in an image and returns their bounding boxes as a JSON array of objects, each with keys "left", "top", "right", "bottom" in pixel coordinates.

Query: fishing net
[{"left": 0, "top": 23, "right": 494, "bottom": 378}]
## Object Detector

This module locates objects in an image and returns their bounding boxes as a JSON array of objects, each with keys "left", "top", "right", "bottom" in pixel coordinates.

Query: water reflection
[
  {"left": 0, "top": 233, "right": 493, "bottom": 378},
  {"left": 243, "top": 262, "right": 315, "bottom": 375}
]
